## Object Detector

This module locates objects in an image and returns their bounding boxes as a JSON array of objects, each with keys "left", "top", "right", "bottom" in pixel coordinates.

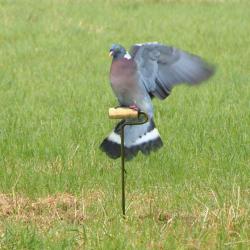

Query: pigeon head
[{"left": 109, "top": 44, "right": 126, "bottom": 59}]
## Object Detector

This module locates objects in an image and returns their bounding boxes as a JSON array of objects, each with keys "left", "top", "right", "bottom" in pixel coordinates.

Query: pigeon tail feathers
[{"left": 100, "top": 119, "right": 163, "bottom": 160}]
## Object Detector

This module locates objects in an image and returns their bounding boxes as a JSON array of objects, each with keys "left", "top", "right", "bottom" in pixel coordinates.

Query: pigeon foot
[{"left": 129, "top": 104, "right": 140, "bottom": 111}]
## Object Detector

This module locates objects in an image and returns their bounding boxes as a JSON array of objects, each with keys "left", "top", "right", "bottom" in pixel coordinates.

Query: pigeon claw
[{"left": 129, "top": 104, "right": 140, "bottom": 112}]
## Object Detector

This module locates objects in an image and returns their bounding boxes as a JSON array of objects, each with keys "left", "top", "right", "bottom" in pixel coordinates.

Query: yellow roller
[{"left": 108, "top": 107, "right": 138, "bottom": 119}]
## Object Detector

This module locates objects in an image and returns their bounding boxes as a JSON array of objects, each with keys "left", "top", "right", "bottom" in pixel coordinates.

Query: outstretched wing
[{"left": 130, "top": 43, "right": 215, "bottom": 100}]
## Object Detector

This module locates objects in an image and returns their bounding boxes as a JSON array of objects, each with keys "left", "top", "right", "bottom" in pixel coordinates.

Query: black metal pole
[
  {"left": 121, "top": 125, "right": 126, "bottom": 216},
  {"left": 120, "top": 111, "right": 148, "bottom": 217}
]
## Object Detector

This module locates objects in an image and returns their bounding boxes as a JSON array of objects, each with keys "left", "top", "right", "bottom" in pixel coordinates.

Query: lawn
[{"left": 0, "top": 0, "right": 249, "bottom": 249}]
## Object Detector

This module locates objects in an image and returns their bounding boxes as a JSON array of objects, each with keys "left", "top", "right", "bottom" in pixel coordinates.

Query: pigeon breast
[{"left": 110, "top": 58, "right": 144, "bottom": 106}]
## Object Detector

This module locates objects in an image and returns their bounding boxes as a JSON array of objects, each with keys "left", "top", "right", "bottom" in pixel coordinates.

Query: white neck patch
[{"left": 124, "top": 52, "right": 131, "bottom": 59}]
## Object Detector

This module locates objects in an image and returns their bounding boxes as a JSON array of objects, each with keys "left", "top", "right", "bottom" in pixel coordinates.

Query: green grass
[{"left": 0, "top": 0, "right": 249, "bottom": 249}]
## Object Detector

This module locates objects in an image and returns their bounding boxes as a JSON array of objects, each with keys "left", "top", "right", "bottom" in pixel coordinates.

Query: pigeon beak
[{"left": 109, "top": 50, "right": 114, "bottom": 57}]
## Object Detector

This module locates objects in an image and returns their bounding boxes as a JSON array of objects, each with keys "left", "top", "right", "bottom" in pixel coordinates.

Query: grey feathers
[
  {"left": 130, "top": 42, "right": 215, "bottom": 99},
  {"left": 100, "top": 119, "right": 163, "bottom": 160},
  {"left": 100, "top": 42, "right": 215, "bottom": 160}
]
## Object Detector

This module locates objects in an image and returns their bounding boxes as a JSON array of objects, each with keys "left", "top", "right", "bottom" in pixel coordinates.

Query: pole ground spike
[{"left": 108, "top": 107, "right": 148, "bottom": 216}]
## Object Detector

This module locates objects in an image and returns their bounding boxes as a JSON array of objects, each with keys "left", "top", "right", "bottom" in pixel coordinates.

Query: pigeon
[{"left": 100, "top": 42, "right": 215, "bottom": 160}]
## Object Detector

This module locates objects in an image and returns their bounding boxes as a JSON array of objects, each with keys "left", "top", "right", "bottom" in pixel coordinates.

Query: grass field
[{"left": 0, "top": 0, "right": 249, "bottom": 249}]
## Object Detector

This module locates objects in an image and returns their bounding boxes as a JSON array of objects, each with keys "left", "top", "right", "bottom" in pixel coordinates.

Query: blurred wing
[{"left": 130, "top": 43, "right": 215, "bottom": 100}]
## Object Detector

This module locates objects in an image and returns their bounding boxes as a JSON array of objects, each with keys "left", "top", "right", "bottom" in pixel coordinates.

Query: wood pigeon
[{"left": 100, "top": 42, "right": 215, "bottom": 160}]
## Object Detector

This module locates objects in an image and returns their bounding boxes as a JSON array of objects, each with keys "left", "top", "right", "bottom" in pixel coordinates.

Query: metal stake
[{"left": 120, "top": 111, "right": 148, "bottom": 216}]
